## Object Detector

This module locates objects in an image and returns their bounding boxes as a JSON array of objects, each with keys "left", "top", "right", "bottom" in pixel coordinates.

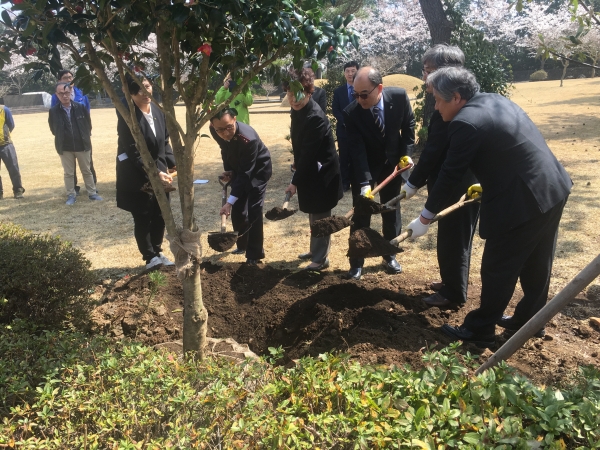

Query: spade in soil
[{"left": 265, "top": 191, "right": 297, "bottom": 221}]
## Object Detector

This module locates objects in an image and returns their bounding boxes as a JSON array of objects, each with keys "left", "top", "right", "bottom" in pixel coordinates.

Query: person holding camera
[{"left": 214, "top": 77, "right": 254, "bottom": 125}]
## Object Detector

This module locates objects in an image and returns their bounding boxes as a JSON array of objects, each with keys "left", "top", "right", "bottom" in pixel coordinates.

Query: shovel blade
[
  {"left": 353, "top": 195, "right": 396, "bottom": 215},
  {"left": 208, "top": 232, "right": 238, "bottom": 252},
  {"left": 311, "top": 215, "right": 353, "bottom": 238},
  {"left": 347, "top": 227, "right": 401, "bottom": 258},
  {"left": 265, "top": 207, "right": 297, "bottom": 221}
]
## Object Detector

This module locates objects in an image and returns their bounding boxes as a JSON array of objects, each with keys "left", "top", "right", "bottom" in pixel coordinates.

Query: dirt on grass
[{"left": 90, "top": 263, "right": 600, "bottom": 387}]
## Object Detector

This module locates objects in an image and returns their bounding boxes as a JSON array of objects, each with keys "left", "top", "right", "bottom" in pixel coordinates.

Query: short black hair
[
  {"left": 210, "top": 107, "right": 238, "bottom": 122},
  {"left": 57, "top": 70, "right": 73, "bottom": 80},
  {"left": 124, "top": 72, "right": 149, "bottom": 96},
  {"left": 343, "top": 61, "right": 360, "bottom": 71}
]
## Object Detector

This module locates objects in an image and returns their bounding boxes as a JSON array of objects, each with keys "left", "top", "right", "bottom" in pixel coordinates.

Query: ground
[{"left": 2, "top": 77, "right": 600, "bottom": 387}]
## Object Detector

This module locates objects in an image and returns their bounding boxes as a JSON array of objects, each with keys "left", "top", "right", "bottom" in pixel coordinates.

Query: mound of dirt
[
  {"left": 90, "top": 263, "right": 600, "bottom": 386},
  {"left": 382, "top": 74, "right": 423, "bottom": 93},
  {"left": 265, "top": 206, "right": 297, "bottom": 221},
  {"left": 311, "top": 215, "right": 352, "bottom": 237}
]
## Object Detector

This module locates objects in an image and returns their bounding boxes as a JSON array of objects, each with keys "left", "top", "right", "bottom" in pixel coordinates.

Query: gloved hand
[
  {"left": 360, "top": 185, "right": 374, "bottom": 199},
  {"left": 467, "top": 183, "right": 482, "bottom": 199},
  {"left": 398, "top": 156, "right": 413, "bottom": 169},
  {"left": 401, "top": 183, "right": 418, "bottom": 200},
  {"left": 407, "top": 216, "right": 430, "bottom": 239}
]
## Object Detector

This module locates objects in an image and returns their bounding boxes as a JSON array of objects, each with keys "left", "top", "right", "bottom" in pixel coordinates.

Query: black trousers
[
  {"left": 463, "top": 197, "right": 568, "bottom": 335},
  {"left": 74, "top": 148, "right": 97, "bottom": 189},
  {"left": 349, "top": 162, "right": 401, "bottom": 269},
  {"left": 131, "top": 199, "right": 165, "bottom": 263},
  {"left": 337, "top": 137, "right": 352, "bottom": 190},
  {"left": 430, "top": 173, "right": 480, "bottom": 305},
  {"left": 231, "top": 182, "right": 267, "bottom": 260}
]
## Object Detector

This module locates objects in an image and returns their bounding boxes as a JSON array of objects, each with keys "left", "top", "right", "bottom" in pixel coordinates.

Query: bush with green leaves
[
  {"left": 530, "top": 70, "right": 549, "bottom": 82},
  {"left": 0, "top": 222, "right": 95, "bottom": 327},
  {"left": 1, "top": 320, "right": 599, "bottom": 448}
]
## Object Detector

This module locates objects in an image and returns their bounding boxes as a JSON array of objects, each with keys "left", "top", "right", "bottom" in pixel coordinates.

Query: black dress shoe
[
  {"left": 423, "top": 292, "right": 453, "bottom": 308},
  {"left": 382, "top": 257, "right": 402, "bottom": 274},
  {"left": 246, "top": 259, "right": 261, "bottom": 265},
  {"left": 343, "top": 267, "right": 362, "bottom": 280},
  {"left": 231, "top": 248, "right": 245, "bottom": 255},
  {"left": 298, "top": 252, "right": 313, "bottom": 260},
  {"left": 441, "top": 324, "right": 496, "bottom": 348},
  {"left": 304, "top": 258, "right": 329, "bottom": 271},
  {"left": 497, "top": 315, "right": 546, "bottom": 338}
]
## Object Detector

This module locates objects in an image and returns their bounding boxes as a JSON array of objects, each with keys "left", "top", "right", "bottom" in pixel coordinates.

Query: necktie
[
  {"left": 373, "top": 106, "right": 385, "bottom": 138},
  {"left": 348, "top": 85, "right": 354, "bottom": 103}
]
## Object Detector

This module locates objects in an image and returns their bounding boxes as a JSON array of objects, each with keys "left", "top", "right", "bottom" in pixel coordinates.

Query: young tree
[{"left": 0, "top": 0, "right": 357, "bottom": 358}]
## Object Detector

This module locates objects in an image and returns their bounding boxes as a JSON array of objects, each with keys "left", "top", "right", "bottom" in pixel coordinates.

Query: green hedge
[
  {"left": 1, "top": 321, "right": 599, "bottom": 448},
  {"left": 530, "top": 70, "right": 549, "bottom": 82},
  {"left": 0, "top": 222, "right": 95, "bottom": 327}
]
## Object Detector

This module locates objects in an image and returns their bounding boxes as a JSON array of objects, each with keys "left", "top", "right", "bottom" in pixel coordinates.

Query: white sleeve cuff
[
  {"left": 227, "top": 195, "right": 238, "bottom": 205},
  {"left": 421, "top": 208, "right": 436, "bottom": 220}
]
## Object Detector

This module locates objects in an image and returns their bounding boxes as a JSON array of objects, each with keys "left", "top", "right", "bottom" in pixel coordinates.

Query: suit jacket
[
  {"left": 116, "top": 102, "right": 176, "bottom": 212},
  {"left": 425, "top": 93, "right": 572, "bottom": 239},
  {"left": 312, "top": 87, "right": 327, "bottom": 113},
  {"left": 332, "top": 83, "right": 353, "bottom": 139},
  {"left": 48, "top": 101, "right": 92, "bottom": 155},
  {"left": 343, "top": 87, "right": 415, "bottom": 184},
  {"left": 290, "top": 98, "right": 343, "bottom": 213},
  {"left": 210, "top": 122, "right": 272, "bottom": 199}
]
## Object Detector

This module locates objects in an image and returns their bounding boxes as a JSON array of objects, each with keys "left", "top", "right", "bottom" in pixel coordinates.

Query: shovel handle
[
  {"left": 383, "top": 191, "right": 407, "bottom": 209},
  {"left": 391, "top": 197, "right": 481, "bottom": 246},
  {"left": 220, "top": 213, "right": 227, "bottom": 233},
  {"left": 371, "top": 163, "right": 413, "bottom": 197},
  {"left": 282, "top": 191, "right": 292, "bottom": 210},
  {"left": 345, "top": 208, "right": 355, "bottom": 219}
]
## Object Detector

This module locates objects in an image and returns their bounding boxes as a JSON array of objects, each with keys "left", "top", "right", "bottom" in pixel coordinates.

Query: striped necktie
[{"left": 373, "top": 106, "right": 385, "bottom": 137}]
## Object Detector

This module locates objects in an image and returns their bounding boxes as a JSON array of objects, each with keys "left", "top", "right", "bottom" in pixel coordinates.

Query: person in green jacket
[{"left": 215, "top": 78, "right": 254, "bottom": 125}]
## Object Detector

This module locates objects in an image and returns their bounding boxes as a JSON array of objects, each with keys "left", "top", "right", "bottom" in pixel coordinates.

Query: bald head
[{"left": 353, "top": 66, "right": 383, "bottom": 109}]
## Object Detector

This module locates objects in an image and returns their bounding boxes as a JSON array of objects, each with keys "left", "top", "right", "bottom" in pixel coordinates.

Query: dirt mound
[
  {"left": 347, "top": 227, "right": 401, "bottom": 258},
  {"left": 265, "top": 206, "right": 297, "bottom": 221},
  {"left": 90, "top": 263, "right": 600, "bottom": 386}
]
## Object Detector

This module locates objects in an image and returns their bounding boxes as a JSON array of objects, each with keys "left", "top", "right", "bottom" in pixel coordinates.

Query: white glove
[
  {"left": 401, "top": 183, "right": 418, "bottom": 199},
  {"left": 360, "top": 185, "right": 374, "bottom": 199},
  {"left": 407, "top": 216, "right": 430, "bottom": 239}
]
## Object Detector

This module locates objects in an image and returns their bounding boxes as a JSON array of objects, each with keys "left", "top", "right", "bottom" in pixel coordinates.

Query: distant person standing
[
  {"left": 48, "top": 82, "right": 102, "bottom": 205},
  {"left": 50, "top": 69, "right": 97, "bottom": 194},
  {"left": 215, "top": 77, "right": 254, "bottom": 125},
  {"left": 332, "top": 60, "right": 359, "bottom": 191},
  {"left": 0, "top": 105, "right": 25, "bottom": 199}
]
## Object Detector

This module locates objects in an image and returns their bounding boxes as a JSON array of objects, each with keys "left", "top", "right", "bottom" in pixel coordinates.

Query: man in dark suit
[
  {"left": 311, "top": 86, "right": 327, "bottom": 113},
  {"left": 343, "top": 66, "right": 415, "bottom": 280},
  {"left": 210, "top": 108, "right": 272, "bottom": 264},
  {"left": 332, "top": 61, "right": 359, "bottom": 191},
  {"left": 407, "top": 67, "right": 572, "bottom": 347}
]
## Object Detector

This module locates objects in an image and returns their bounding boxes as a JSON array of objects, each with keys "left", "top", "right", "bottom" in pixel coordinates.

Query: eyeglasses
[
  {"left": 214, "top": 124, "right": 235, "bottom": 133},
  {"left": 57, "top": 91, "right": 71, "bottom": 96},
  {"left": 351, "top": 85, "right": 378, "bottom": 100}
]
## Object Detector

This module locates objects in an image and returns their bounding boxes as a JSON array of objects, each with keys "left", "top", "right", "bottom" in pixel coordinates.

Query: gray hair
[
  {"left": 354, "top": 66, "right": 382, "bottom": 86},
  {"left": 55, "top": 82, "right": 72, "bottom": 93},
  {"left": 426, "top": 67, "right": 480, "bottom": 102},
  {"left": 422, "top": 44, "right": 465, "bottom": 69}
]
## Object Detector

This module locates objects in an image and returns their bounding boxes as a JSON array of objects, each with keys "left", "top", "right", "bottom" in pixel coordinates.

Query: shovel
[
  {"left": 265, "top": 167, "right": 298, "bottom": 221},
  {"left": 347, "top": 189, "right": 482, "bottom": 259},
  {"left": 311, "top": 160, "right": 414, "bottom": 238},
  {"left": 207, "top": 176, "right": 239, "bottom": 252}
]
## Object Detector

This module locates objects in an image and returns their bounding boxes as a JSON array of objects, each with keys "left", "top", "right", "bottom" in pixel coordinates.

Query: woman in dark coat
[
  {"left": 116, "top": 75, "right": 177, "bottom": 270},
  {"left": 283, "top": 68, "right": 343, "bottom": 271}
]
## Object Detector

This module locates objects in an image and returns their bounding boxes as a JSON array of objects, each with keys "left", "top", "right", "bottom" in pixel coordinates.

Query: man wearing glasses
[
  {"left": 209, "top": 108, "right": 272, "bottom": 264},
  {"left": 342, "top": 66, "right": 415, "bottom": 280},
  {"left": 48, "top": 82, "right": 102, "bottom": 205}
]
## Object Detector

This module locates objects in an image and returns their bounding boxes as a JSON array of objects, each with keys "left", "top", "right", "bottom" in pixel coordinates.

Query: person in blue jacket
[{"left": 51, "top": 70, "right": 96, "bottom": 193}]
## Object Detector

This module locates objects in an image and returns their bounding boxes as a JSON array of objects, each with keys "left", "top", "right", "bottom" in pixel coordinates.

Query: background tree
[{"left": 0, "top": 0, "right": 357, "bottom": 358}]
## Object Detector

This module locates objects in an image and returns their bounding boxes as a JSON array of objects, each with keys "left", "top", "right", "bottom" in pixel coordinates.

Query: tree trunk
[
  {"left": 560, "top": 58, "right": 569, "bottom": 87},
  {"left": 418, "top": 0, "right": 454, "bottom": 128},
  {"left": 540, "top": 57, "right": 546, "bottom": 71},
  {"left": 156, "top": 20, "right": 208, "bottom": 359}
]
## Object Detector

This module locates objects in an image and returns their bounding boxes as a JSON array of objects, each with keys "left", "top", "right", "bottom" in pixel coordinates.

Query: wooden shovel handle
[
  {"left": 221, "top": 214, "right": 227, "bottom": 233},
  {"left": 390, "top": 197, "right": 481, "bottom": 246},
  {"left": 383, "top": 191, "right": 407, "bottom": 209},
  {"left": 282, "top": 191, "right": 292, "bottom": 210},
  {"left": 371, "top": 163, "right": 413, "bottom": 197}
]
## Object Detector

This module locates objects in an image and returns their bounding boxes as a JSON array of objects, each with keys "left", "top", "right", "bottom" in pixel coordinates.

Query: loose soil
[
  {"left": 311, "top": 215, "right": 353, "bottom": 237},
  {"left": 265, "top": 206, "right": 297, "bottom": 221},
  {"left": 90, "top": 263, "right": 600, "bottom": 387},
  {"left": 347, "top": 227, "right": 402, "bottom": 258},
  {"left": 207, "top": 231, "right": 238, "bottom": 252}
]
